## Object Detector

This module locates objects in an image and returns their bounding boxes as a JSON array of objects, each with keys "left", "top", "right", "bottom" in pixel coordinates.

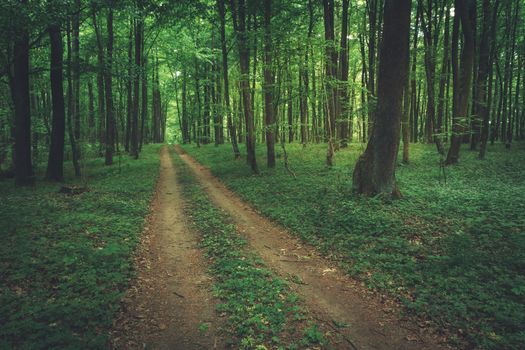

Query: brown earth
[
  {"left": 110, "top": 146, "right": 224, "bottom": 350},
  {"left": 174, "top": 144, "right": 451, "bottom": 350}
]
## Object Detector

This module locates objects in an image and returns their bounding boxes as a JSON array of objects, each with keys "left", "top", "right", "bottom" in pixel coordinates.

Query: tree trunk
[
  {"left": 104, "top": 9, "right": 115, "bottom": 165},
  {"left": 218, "top": 0, "right": 240, "bottom": 158},
  {"left": 232, "top": 0, "right": 258, "bottom": 172},
  {"left": 131, "top": 14, "right": 142, "bottom": 159},
  {"left": 323, "top": 0, "right": 336, "bottom": 166},
  {"left": 337, "top": 0, "right": 350, "bottom": 148},
  {"left": 352, "top": 0, "right": 411, "bottom": 198},
  {"left": 446, "top": 0, "right": 475, "bottom": 165},
  {"left": 126, "top": 23, "right": 133, "bottom": 151},
  {"left": 66, "top": 21, "right": 81, "bottom": 177},
  {"left": 12, "top": 0, "right": 33, "bottom": 185},
  {"left": 46, "top": 23, "right": 65, "bottom": 182},
  {"left": 263, "top": 0, "right": 276, "bottom": 168}
]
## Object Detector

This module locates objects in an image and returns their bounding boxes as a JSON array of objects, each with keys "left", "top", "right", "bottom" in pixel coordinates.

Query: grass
[
  {"left": 181, "top": 141, "right": 525, "bottom": 350},
  {"left": 171, "top": 148, "right": 327, "bottom": 350},
  {"left": 0, "top": 145, "right": 161, "bottom": 350}
]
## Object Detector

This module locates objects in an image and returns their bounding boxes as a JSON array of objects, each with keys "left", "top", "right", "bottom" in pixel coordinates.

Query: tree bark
[
  {"left": 231, "top": 0, "right": 258, "bottom": 172},
  {"left": 12, "top": 0, "right": 33, "bottom": 185},
  {"left": 104, "top": 8, "right": 115, "bottom": 165},
  {"left": 46, "top": 23, "right": 65, "bottom": 182},
  {"left": 218, "top": 0, "right": 240, "bottom": 158},
  {"left": 263, "top": 0, "right": 276, "bottom": 168},
  {"left": 352, "top": 0, "right": 411, "bottom": 198},
  {"left": 446, "top": 0, "right": 475, "bottom": 165}
]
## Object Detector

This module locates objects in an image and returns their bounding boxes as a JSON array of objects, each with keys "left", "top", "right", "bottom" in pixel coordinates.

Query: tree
[
  {"left": 263, "top": 0, "right": 275, "bottom": 168},
  {"left": 445, "top": 0, "right": 475, "bottom": 165},
  {"left": 46, "top": 22, "right": 65, "bottom": 182},
  {"left": 11, "top": 0, "right": 33, "bottom": 185},
  {"left": 352, "top": 0, "right": 411, "bottom": 198},
  {"left": 231, "top": 0, "right": 258, "bottom": 172},
  {"left": 104, "top": 8, "right": 115, "bottom": 165}
]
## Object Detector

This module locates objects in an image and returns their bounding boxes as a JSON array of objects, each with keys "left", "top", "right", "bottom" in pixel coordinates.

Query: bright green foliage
[
  {"left": 0, "top": 145, "right": 161, "bottom": 349},
  {"left": 182, "top": 143, "right": 525, "bottom": 350},
  {"left": 171, "top": 149, "right": 323, "bottom": 350}
]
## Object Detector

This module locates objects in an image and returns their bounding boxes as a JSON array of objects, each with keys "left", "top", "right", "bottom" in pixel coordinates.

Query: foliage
[
  {"left": 182, "top": 142, "right": 525, "bottom": 350},
  {"left": 0, "top": 145, "right": 161, "bottom": 349},
  {"left": 171, "top": 148, "right": 325, "bottom": 349}
]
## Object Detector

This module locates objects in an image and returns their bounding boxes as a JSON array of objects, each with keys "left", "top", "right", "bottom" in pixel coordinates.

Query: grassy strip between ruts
[
  {"left": 181, "top": 142, "right": 525, "bottom": 350},
  {"left": 171, "top": 148, "right": 328, "bottom": 350},
  {"left": 0, "top": 145, "right": 162, "bottom": 350}
]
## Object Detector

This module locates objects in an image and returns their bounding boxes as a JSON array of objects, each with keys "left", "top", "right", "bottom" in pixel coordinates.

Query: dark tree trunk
[
  {"left": 263, "top": 0, "right": 276, "bottom": 168},
  {"left": 446, "top": 0, "right": 475, "bottom": 165},
  {"left": 323, "top": 0, "right": 336, "bottom": 165},
  {"left": 66, "top": 21, "right": 81, "bottom": 177},
  {"left": 337, "top": 0, "right": 350, "bottom": 148},
  {"left": 88, "top": 79, "right": 95, "bottom": 143},
  {"left": 126, "top": 23, "right": 133, "bottom": 151},
  {"left": 72, "top": 0, "right": 81, "bottom": 141},
  {"left": 478, "top": 0, "right": 498, "bottom": 159},
  {"left": 231, "top": 0, "right": 258, "bottom": 172},
  {"left": 46, "top": 24, "right": 65, "bottom": 182},
  {"left": 131, "top": 15, "right": 142, "bottom": 159},
  {"left": 104, "top": 9, "right": 115, "bottom": 165},
  {"left": 12, "top": 0, "right": 33, "bottom": 185},
  {"left": 92, "top": 6, "right": 105, "bottom": 149},
  {"left": 437, "top": 1, "right": 451, "bottom": 151},
  {"left": 352, "top": 0, "right": 411, "bottom": 198},
  {"left": 218, "top": 0, "right": 240, "bottom": 158}
]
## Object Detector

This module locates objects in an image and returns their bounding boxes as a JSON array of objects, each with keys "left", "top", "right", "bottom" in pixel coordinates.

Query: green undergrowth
[
  {"left": 181, "top": 142, "right": 525, "bottom": 350},
  {"left": 0, "top": 145, "right": 162, "bottom": 349},
  {"left": 171, "top": 149, "right": 327, "bottom": 350}
]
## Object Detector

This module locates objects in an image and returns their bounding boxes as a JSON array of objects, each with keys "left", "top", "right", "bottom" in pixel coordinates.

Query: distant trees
[{"left": 1, "top": 0, "right": 525, "bottom": 189}]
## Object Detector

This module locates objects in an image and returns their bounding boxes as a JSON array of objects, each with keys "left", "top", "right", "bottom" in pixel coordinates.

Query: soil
[
  {"left": 110, "top": 146, "right": 225, "bottom": 350},
  {"left": 174, "top": 144, "right": 451, "bottom": 350}
]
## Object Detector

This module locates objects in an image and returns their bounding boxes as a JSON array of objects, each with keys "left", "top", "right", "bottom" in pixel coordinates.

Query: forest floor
[
  {"left": 180, "top": 142, "right": 525, "bottom": 350},
  {"left": 111, "top": 146, "right": 225, "bottom": 349},
  {"left": 174, "top": 144, "right": 447, "bottom": 350}
]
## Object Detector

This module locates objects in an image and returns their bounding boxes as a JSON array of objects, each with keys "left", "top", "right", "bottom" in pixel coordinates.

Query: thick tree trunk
[
  {"left": 46, "top": 24, "right": 65, "bottom": 182},
  {"left": 352, "top": 0, "right": 411, "bottom": 198},
  {"left": 232, "top": 0, "right": 258, "bottom": 172},
  {"left": 12, "top": 0, "right": 33, "bottom": 185},
  {"left": 446, "top": 0, "right": 475, "bottom": 165}
]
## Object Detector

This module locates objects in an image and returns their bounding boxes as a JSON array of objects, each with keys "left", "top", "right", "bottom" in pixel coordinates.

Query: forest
[{"left": 1, "top": 0, "right": 524, "bottom": 349}]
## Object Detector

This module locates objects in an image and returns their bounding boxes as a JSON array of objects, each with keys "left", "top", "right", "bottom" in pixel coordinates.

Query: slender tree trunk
[
  {"left": 131, "top": 14, "right": 142, "bottom": 159},
  {"left": 104, "top": 9, "right": 115, "bottom": 165},
  {"left": 337, "top": 0, "right": 350, "bottom": 148},
  {"left": 88, "top": 79, "right": 95, "bottom": 143},
  {"left": 126, "top": 23, "right": 132, "bottom": 151},
  {"left": 323, "top": 0, "right": 336, "bottom": 166},
  {"left": 437, "top": 1, "right": 450, "bottom": 151},
  {"left": 218, "top": 0, "right": 240, "bottom": 158},
  {"left": 352, "top": 0, "right": 411, "bottom": 198},
  {"left": 92, "top": 6, "right": 105, "bottom": 150},
  {"left": 46, "top": 23, "right": 65, "bottom": 182},
  {"left": 66, "top": 21, "right": 81, "bottom": 177},
  {"left": 263, "top": 0, "right": 276, "bottom": 167},
  {"left": 478, "top": 0, "right": 498, "bottom": 159}
]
